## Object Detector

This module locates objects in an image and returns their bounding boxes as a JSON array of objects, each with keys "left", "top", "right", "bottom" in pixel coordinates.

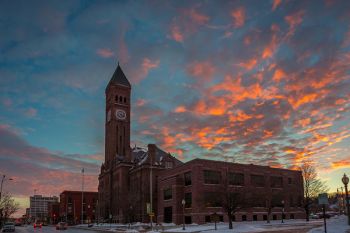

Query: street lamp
[
  {"left": 281, "top": 200, "right": 285, "bottom": 223},
  {"left": 342, "top": 173, "right": 350, "bottom": 225},
  {"left": 181, "top": 199, "right": 186, "bottom": 230}
]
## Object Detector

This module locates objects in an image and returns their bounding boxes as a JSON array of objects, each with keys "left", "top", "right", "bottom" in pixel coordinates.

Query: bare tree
[
  {"left": 221, "top": 172, "right": 247, "bottom": 229},
  {"left": 0, "top": 193, "right": 20, "bottom": 226},
  {"left": 301, "top": 162, "right": 329, "bottom": 221}
]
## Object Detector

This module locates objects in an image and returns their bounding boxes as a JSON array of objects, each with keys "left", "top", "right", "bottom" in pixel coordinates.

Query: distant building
[
  {"left": 98, "top": 64, "right": 305, "bottom": 224},
  {"left": 48, "top": 202, "right": 60, "bottom": 224},
  {"left": 29, "top": 195, "right": 59, "bottom": 221},
  {"left": 59, "top": 190, "right": 98, "bottom": 224}
]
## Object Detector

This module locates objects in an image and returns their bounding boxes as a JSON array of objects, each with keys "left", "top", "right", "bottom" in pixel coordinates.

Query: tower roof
[{"left": 107, "top": 63, "right": 131, "bottom": 89}]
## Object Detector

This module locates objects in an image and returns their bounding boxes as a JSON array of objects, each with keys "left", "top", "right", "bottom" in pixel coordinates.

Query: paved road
[{"left": 11, "top": 225, "right": 100, "bottom": 233}]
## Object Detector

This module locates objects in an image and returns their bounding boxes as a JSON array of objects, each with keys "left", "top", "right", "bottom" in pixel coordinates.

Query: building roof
[{"left": 107, "top": 63, "right": 131, "bottom": 88}]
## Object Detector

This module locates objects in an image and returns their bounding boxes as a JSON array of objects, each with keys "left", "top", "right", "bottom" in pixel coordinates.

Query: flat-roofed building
[{"left": 157, "top": 159, "right": 305, "bottom": 224}]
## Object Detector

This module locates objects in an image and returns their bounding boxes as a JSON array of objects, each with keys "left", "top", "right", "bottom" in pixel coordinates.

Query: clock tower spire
[{"left": 105, "top": 63, "right": 131, "bottom": 166}]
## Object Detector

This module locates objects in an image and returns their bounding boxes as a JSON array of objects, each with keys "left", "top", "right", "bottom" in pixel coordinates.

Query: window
[
  {"left": 124, "top": 97, "right": 126, "bottom": 103},
  {"left": 288, "top": 177, "right": 292, "bottom": 184},
  {"left": 271, "top": 192, "right": 283, "bottom": 207},
  {"left": 228, "top": 172, "right": 244, "bottom": 186},
  {"left": 253, "top": 215, "right": 257, "bottom": 221},
  {"left": 204, "top": 170, "right": 221, "bottom": 184},
  {"left": 165, "top": 161, "right": 173, "bottom": 169},
  {"left": 251, "top": 175, "right": 265, "bottom": 187},
  {"left": 184, "top": 172, "right": 192, "bottom": 186},
  {"left": 290, "top": 214, "right": 295, "bottom": 219},
  {"left": 273, "top": 215, "right": 277, "bottom": 220},
  {"left": 164, "top": 188, "right": 172, "bottom": 200},
  {"left": 263, "top": 215, "right": 267, "bottom": 221},
  {"left": 270, "top": 176, "right": 283, "bottom": 188},
  {"left": 204, "top": 192, "right": 222, "bottom": 207},
  {"left": 242, "top": 215, "right": 247, "bottom": 221},
  {"left": 119, "top": 96, "right": 122, "bottom": 102},
  {"left": 115, "top": 95, "right": 118, "bottom": 102},
  {"left": 184, "top": 193, "right": 192, "bottom": 208}
]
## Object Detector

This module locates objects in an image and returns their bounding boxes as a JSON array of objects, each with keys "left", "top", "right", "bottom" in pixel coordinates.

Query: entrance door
[{"left": 164, "top": 207, "right": 172, "bottom": 223}]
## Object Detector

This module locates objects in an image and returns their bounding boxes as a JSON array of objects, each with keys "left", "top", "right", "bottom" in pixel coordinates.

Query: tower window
[
  {"left": 115, "top": 95, "right": 118, "bottom": 102},
  {"left": 119, "top": 96, "right": 122, "bottom": 102},
  {"left": 124, "top": 97, "right": 126, "bottom": 103}
]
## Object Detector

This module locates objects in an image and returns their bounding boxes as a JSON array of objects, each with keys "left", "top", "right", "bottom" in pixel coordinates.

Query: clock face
[{"left": 115, "top": 109, "right": 126, "bottom": 120}]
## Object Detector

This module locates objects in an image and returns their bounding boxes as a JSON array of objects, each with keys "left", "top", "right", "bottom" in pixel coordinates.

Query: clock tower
[{"left": 105, "top": 63, "right": 131, "bottom": 166}]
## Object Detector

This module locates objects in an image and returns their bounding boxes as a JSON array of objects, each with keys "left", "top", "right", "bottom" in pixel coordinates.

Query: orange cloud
[
  {"left": 272, "top": 68, "right": 287, "bottom": 82},
  {"left": 96, "top": 48, "right": 114, "bottom": 58},
  {"left": 331, "top": 160, "right": 350, "bottom": 169},
  {"left": 174, "top": 105, "right": 187, "bottom": 113},
  {"left": 187, "top": 8, "right": 210, "bottom": 25},
  {"left": 231, "top": 7, "right": 245, "bottom": 28},
  {"left": 132, "top": 58, "right": 160, "bottom": 83},
  {"left": 272, "top": 0, "right": 282, "bottom": 11},
  {"left": 238, "top": 58, "right": 257, "bottom": 70},
  {"left": 285, "top": 10, "right": 304, "bottom": 38},
  {"left": 187, "top": 61, "right": 216, "bottom": 82},
  {"left": 170, "top": 25, "right": 184, "bottom": 42}
]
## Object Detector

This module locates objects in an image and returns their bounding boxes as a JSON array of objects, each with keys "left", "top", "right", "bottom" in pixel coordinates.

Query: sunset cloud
[
  {"left": 96, "top": 48, "right": 114, "bottom": 58},
  {"left": 231, "top": 7, "right": 245, "bottom": 28}
]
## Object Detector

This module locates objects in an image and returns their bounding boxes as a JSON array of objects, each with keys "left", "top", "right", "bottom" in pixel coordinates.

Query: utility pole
[{"left": 81, "top": 168, "right": 85, "bottom": 225}]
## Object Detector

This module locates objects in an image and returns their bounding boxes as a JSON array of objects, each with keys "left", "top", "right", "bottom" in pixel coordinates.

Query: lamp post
[
  {"left": 281, "top": 200, "right": 284, "bottom": 223},
  {"left": 182, "top": 199, "right": 185, "bottom": 230},
  {"left": 342, "top": 173, "right": 350, "bottom": 225}
]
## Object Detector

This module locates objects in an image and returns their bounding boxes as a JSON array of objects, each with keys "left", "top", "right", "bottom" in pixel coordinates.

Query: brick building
[
  {"left": 59, "top": 191, "right": 98, "bottom": 224},
  {"left": 48, "top": 202, "right": 60, "bottom": 224},
  {"left": 98, "top": 64, "right": 305, "bottom": 224},
  {"left": 157, "top": 159, "right": 305, "bottom": 224}
]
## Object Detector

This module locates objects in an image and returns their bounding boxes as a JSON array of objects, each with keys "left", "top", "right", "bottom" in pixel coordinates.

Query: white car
[{"left": 2, "top": 222, "right": 15, "bottom": 232}]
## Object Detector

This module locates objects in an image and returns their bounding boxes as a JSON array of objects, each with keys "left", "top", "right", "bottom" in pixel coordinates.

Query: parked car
[
  {"left": 2, "top": 222, "right": 15, "bottom": 232},
  {"left": 309, "top": 213, "right": 319, "bottom": 219},
  {"left": 56, "top": 222, "right": 67, "bottom": 230}
]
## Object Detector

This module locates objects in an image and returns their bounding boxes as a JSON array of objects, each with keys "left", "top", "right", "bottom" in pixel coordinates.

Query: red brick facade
[
  {"left": 59, "top": 191, "right": 98, "bottom": 224},
  {"left": 157, "top": 159, "right": 305, "bottom": 224}
]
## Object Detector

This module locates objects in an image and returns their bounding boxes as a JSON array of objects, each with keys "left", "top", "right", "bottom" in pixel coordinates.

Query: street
[{"left": 12, "top": 226, "right": 99, "bottom": 233}]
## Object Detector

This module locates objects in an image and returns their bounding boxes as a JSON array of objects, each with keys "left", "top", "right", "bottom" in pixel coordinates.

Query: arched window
[
  {"left": 119, "top": 96, "right": 122, "bottom": 102},
  {"left": 115, "top": 95, "right": 118, "bottom": 102}
]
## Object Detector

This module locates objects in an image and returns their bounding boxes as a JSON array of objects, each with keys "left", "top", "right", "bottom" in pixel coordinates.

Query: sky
[{"left": 0, "top": 0, "right": 350, "bottom": 216}]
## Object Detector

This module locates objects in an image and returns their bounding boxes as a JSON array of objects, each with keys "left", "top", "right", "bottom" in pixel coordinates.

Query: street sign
[
  {"left": 149, "top": 212, "right": 154, "bottom": 217},
  {"left": 318, "top": 193, "right": 328, "bottom": 205}
]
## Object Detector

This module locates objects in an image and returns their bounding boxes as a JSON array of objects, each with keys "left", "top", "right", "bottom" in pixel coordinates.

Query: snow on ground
[{"left": 308, "top": 215, "right": 350, "bottom": 233}]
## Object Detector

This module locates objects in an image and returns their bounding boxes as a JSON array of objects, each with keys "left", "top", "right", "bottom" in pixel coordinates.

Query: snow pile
[{"left": 308, "top": 215, "right": 350, "bottom": 233}]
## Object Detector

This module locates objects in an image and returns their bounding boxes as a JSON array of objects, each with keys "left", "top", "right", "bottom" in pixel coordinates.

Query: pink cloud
[
  {"left": 272, "top": 0, "right": 282, "bottom": 11},
  {"left": 129, "top": 58, "right": 160, "bottom": 84},
  {"left": 170, "top": 25, "right": 184, "bottom": 42},
  {"left": 96, "top": 48, "right": 114, "bottom": 58},
  {"left": 187, "top": 60, "right": 216, "bottom": 83},
  {"left": 231, "top": 7, "right": 245, "bottom": 28},
  {"left": 285, "top": 10, "right": 304, "bottom": 38}
]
